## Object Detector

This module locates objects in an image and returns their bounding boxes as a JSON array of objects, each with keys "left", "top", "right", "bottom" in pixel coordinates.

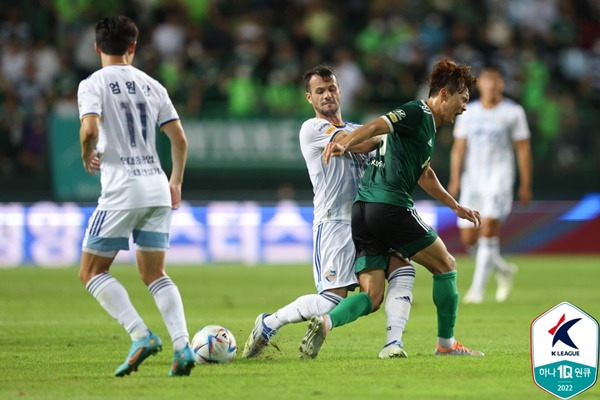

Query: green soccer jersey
[{"left": 355, "top": 100, "right": 437, "bottom": 209}]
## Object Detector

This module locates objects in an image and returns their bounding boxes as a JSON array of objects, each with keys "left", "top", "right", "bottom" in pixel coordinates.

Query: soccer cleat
[
  {"left": 378, "top": 340, "right": 408, "bottom": 359},
  {"left": 169, "top": 344, "right": 196, "bottom": 376},
  {"left": 242, "top": 313, "right": 278, "bottom": 358},
  {"left": 496, "top": 264, "right": 517, "bottom": 303},
  {"left": 434, "top": 341, "right": 484, "bottom": 356},
  {"left": 462, "top": 289, "right": 483, "bottom": 305},
  {"left": 114, "top": 331, "right": 163, "bottom": 377},
  {"left": 299, "top": 315, "right": 328, "bottom": 359}
]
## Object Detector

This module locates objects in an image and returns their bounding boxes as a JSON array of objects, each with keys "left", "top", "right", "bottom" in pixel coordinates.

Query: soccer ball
[{"left": 191, "top": 325, "right": 237, "bottom": 364}]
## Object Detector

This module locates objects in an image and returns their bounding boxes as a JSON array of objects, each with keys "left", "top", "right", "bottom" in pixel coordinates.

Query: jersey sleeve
[
  {"left": 510, "top": 104, "right": 531, "bottom": 141},
  {"left": 156, "top": 84, "right": 180, "bottom": 128},
  {"left": 381, "top": 103, "right": 423, "bottom": 137},
  {"left": 77, "top": 77, "right": 102, "bottom": 120}
]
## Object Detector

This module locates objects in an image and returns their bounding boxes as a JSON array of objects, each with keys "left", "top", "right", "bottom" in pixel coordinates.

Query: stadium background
[{"left": 0, "top": 0, "right": 599, "bottom": 266}]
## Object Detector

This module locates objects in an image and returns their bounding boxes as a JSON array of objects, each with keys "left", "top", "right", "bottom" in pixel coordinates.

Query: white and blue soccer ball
[{"left": 191, "top": 324, "right": 237, "bottom": 364}]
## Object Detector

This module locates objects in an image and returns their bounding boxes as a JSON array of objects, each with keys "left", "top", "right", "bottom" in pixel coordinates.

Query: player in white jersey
[
  {"left": 77, "top": 16, "right": 194, "bottom": 377},
  {"left": 449, "top": 64, "right": 532, "bottom": 304},
  {"left": 242, "top": 65, "right": 412, "bottom": 359}
]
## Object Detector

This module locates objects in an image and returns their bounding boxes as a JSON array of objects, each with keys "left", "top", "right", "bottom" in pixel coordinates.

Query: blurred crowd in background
[{"left": 0, "top": 0, "right": 599, "bottom": 197}]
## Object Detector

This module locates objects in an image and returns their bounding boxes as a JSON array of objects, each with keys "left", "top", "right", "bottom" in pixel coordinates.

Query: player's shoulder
[
  {"left": 300, "top": 118, "right": 337, "bottom": 136},
  {"left": 385, "top": 100, "right": 428, "bottom": 123},
  {"left": 499, "top": 97, "right": 524, "bottom": 111}
]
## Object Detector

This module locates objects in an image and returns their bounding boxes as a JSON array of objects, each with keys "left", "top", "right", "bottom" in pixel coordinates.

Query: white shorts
[
  {"left": 457, "top": 185, "right": 513, "bottom": 228},
  {"left": 82, "top": 207, "right": 171, "bottom": 253},
  {"left": 313, "top": 222, "right": 358, "bottom": 293}
]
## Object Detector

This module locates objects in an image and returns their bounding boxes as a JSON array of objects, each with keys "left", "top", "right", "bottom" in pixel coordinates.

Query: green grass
[{"left": 1, "top": 256, "right": 599, "bottom": 400}]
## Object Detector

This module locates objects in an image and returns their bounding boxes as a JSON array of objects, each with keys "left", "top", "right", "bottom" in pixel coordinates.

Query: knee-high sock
[
  {"left": 432, "top": 271, "right": 458, "bottom": 340},
  {"left": 86, "top": 272, "right": 149, "bottom": 341},
  {"left": 385, "top": 266, "right": 415, "bottom": 344},
  {"left": 264, "top": 292, "right": 342, "bottom": 330},
  {"left": 329, "top": 292, "right": 372, "bottom": 329},
  {"left": 149, "top": 276, "right": 189, "bottom": 351},
  {"left": 489, "top": 238, "right": 511, "bottom": 273},
  {"left": 470, "top": 236, "right": 498, "bottom": 294}
]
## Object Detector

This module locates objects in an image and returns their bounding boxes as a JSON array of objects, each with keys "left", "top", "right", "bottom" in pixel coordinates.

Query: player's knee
[
  {"left": 368, "top": 291, "right": 384, "bottom": 312},
  {"left": 444, "top": 253, "right": 457, "bottom": 272}
]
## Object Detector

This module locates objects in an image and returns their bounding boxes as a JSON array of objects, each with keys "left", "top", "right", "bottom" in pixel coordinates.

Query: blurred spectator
[
  {"left": 0, "top": 92, "right": 25, "bottom": 175},
  {"left": 332, "top": 47, "right": 364, "bottom": 114},
  {"left": 0, "top": 0, "right": 597, "bottom": 191}
]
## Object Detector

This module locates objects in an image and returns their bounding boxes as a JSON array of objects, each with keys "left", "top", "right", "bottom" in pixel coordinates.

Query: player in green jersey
[{"left": 300, "top": 58, "right": 484, "bottom": 358}]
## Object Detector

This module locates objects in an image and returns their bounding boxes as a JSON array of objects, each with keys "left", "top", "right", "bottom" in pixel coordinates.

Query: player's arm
[
  {"left": 323, "top": 117, "right": 389, "bottom": 163},
  {"left": 161, "top": 120, "right": 188, "bottom": 210},
  {"left": 515, "top": 138, "right": 532, "bottom": 206},
  {"left": 418, "top": 164, "right": 481, "bottom": 228},
  {"left": 80, "top": 115, "right": 100, "bottom": 175},
  {"left": 448, "top": 137, "right": 467, "bottom": 198},
  {"left": 332, "top": 130, "right": 382, "bottom": 154}
]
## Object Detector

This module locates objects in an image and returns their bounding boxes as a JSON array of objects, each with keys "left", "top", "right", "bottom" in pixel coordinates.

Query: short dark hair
[
  {"left": 427, "top": 58, "right": 477, "bottom": 97},
  {"left": 303, "top": 65, "right": 336, "bottom": 92},
  {"left": 95, "top": 16, "right": 138, "bottom": 56}
]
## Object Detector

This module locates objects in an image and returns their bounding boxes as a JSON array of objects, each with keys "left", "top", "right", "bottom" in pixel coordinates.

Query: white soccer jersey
[
  {"left": 299, "top": 118, "right": 371, "bottom": 225},
  {"left": 78, "top": 65, "right": 179, "bottom": 210},
  {"left": 453, "top": 98, "right": 530, "bottom": 193}
]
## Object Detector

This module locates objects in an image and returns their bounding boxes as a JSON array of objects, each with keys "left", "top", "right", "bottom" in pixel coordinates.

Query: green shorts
[{"left": 352, "top": 202, "right": 439, "bottom": 273}]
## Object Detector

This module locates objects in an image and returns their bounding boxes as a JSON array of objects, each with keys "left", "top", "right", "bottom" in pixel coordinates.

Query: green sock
[
  {"left": 329, "top": 292, "right": 373, "bottom": 329},
  {"left": 432, "top": 270, "right": 458, "bottom": 339}
]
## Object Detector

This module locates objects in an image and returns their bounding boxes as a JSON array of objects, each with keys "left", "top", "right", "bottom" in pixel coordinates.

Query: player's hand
[
  {"left": 454, "top": 204, "right": 481, "bottom": 228},
  {"left": 82, "top": 150, "right": 100, "bottom": 175},
  {"left": 323, "top": 142, "right": 347, "bottom": 164},
  {"left": 518, "top": 185, "right": 532, "bottom": 206},
  {"left": 170, "top": 183, "right": 182, "bottom": 210}
]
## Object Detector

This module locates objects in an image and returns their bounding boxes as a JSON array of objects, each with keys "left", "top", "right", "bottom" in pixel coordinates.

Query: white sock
[
  {"left": 385, "top": 266, "right": 415, "bottom": 345},
  {"left": 86, "top": 272, "right": 149, "bottom": 341},
  {"left": 491, "top": 247, "right": 511, "bottom": 273},
  {"left": 438, "top": 337, "right": 455, "bottom": 348},
  {"left": 148, "top": 276, "right": 189, "bottom": 351},
  {"left": 263, "top": 292, "right": 342, "bottom": 330},
  {"left": 466, "top": 244, "right": 477, "bottom": 258},
  {"left": 469, "top": 237, "right": 497, "bottom": 295}
]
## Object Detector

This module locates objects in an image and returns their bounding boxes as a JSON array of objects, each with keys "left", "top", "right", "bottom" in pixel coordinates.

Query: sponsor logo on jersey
[
  {"left": 325, "top": 125, "right": 336, "bottom": 135},
  {"left": 387, "top": 109, "right": 406, "bottom": 123},
  {"left": 427, "top": 138, "right": 433, "bottom": 147}
]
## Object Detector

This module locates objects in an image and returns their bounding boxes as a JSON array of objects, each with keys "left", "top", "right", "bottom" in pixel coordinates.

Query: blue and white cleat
[
  {"left": 169, "top": 344, "right": 196, "bottom": 376},
  {"left": 114, "top": 331, "right": 163, "bottom": 377},
  {"left": 242, "top": 313, "right": 278, "bottom": 358},
  {"left": 378, "top": 340, "right": 408, "bottom": 359}
]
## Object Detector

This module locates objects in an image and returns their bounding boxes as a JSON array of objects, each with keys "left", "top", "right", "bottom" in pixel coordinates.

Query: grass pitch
[{"left": 1, "top": 255, "right": 599, "bottom": 400}]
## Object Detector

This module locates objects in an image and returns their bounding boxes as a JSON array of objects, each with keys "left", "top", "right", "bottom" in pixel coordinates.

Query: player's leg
[
  {"left": 298, "top": 270, "right": 381, "bottom": 360},
  {"left": 264, "top": 222, "right": 355, "bottom": 329},
  {"left": 466, "top": 218, "right": 502, "bottom": 303},
  {"left": 299, "top": 202, "right": 387, "bottom": 359},
  {"left": 243, "top": 223, "right": 351, "bottom": 358},
  {"left": 134, "top": 207, "right": 194, "bottom": 376},
  {"left": 79, "top": 209, "right": 161, "bottom": 376},
  {"left": 379, "top": 254, "right": 414, "bottom": 359},
  {"left": 411, "top": 238, "right": 483, "bottom": 356},
  {"left": 485, "top": 192, "right": 517, "bottom": 302},
  {"left": 460, "top": 226, "right": 479, "bottom": 258}
]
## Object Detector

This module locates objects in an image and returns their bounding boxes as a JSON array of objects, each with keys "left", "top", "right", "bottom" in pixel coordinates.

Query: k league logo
[{"left": 531, "top": 302, "right": 599, "bottom": 399}]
